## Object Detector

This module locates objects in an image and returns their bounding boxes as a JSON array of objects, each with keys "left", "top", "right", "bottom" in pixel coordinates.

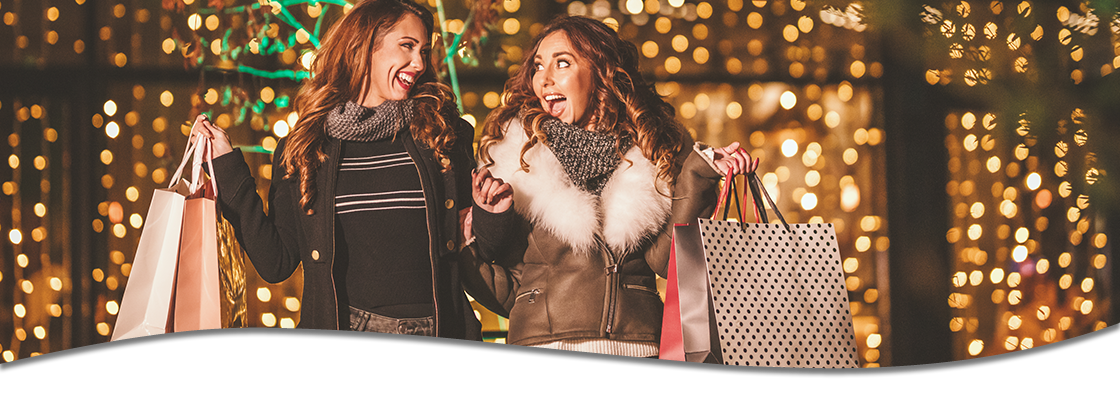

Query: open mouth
[
  {"left": 543, "top": 93, "right": 567, "bottom": 118},
  {"left": 396, "top": 71, "right": 415, "bottom": 91}
]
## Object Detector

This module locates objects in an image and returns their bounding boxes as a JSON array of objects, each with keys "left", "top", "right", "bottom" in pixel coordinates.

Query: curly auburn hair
[
  {"left": 477, "top": 15, "right": 685, "bottom": 187},
  {"left": 282, "top": 0, "right": 458, "bottom": 214}
]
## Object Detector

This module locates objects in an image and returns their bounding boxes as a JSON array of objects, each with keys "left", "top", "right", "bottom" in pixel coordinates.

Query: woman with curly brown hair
[
  {"left": 190, "top": 0, "right": 482, "bottom": 339},
  {"left": 465, "top": 15, "right": 755, "bottom": 357}
]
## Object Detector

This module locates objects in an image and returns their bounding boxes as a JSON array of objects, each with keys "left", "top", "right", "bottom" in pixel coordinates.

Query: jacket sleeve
[
  {"left": 448, "top": 116, "right": 520, "bottom": 317},
  {"left": 471, "top": 204, "right": 516, "bottom": 262},
  {"left": 644, "top": 137, "right": 724, "bottom": 278},
  {"left": 211, "top": 139, "right": 304, "bottom": 283},
  {"left": 450, "top": 117, "right": 477, "bottom": 211},
  {"left": 457, "top": 146, "right": 533, "bottom": 320},
  {"left": 457, "top": 214, "right": 531, "bottom": 318},
  {"left": 458, "top": 249, "right": 516, "bottom": 318}
]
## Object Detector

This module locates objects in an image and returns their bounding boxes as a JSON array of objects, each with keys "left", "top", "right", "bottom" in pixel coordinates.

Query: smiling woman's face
[
  {"left": 531, "top": 31, "right": 594, "bottom": 128},
  {"left": 361, "top": 13, "right": 430, "bottom": 108}
]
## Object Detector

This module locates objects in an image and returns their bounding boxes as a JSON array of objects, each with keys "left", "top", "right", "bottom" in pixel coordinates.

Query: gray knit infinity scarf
[
  {"left": 326, "top": 99, "right": 413, "bottom": 141},
  {"left": 541, "top": 118, "right": 631, "bottom": 195}
]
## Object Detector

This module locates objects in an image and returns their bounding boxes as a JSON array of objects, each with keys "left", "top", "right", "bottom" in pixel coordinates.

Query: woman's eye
[
  {"left": 557, "top": 60, "right": 570, "bottom": 68},
  {"left": 534, "top": 63, "right": 544, "bottom": 71},
  {"left": 402, "top": 43, "right": 414, "bottom": 50}
]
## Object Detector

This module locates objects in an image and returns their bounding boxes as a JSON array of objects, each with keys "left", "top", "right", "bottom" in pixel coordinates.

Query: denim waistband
[{"left": 348, "top": 306, "right": 434, "bottom": 337}]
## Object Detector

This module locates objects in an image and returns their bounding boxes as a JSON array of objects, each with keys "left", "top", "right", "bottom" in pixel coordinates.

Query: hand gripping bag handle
[
  {"left": 710, "top": 149, "right": 760, "bottom": 223},
  {"left": 712, "top": 165, "right": 789, "bottom": 232},
  {"left": 168, "top": 130, "right": 201, "bottom": 189},
  {"left": 189, "top": 133, "right": 219, "bottom": 198},
  {"left": 169, "top": 119, "right": 219, "bottom": 197}
]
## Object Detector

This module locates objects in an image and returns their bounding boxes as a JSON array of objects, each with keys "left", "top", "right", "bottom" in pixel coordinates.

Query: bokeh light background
[{"left": 1, "top": 0, "right": 1117, "bottom": 367}]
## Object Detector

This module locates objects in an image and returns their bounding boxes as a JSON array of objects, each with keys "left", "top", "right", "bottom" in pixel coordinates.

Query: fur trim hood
[{"left": 485, "top": 119, "right": 672, "bottom": 255}]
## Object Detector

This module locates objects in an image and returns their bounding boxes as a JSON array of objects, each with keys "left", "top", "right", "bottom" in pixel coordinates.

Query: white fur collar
[{"left": 486, "top": 119, "right": 671, "bottom": 255}]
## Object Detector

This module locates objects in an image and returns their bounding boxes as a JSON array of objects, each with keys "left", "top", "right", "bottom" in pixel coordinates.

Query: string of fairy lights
[
  {"left": 924, "top": 1, "right": 1115, "bottom": 359},
  {"left": 591, "top": 0, "right": 889, "bottom": 366},
  {"left": 1, "top": 0, "right": 1115, "bottom": 366}
]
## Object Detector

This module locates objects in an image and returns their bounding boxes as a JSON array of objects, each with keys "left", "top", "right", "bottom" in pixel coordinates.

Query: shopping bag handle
[
  {"left": 189, "top": 134, "right": 218, "bottom": 197},
  {"left": 712, "top": 162, "right": 751, "bottom": 222},
  {"left": 712, "top": 167, "right": 789, "bottom": 232},
  {"left": 714, "top": 172, "right": 745, "bottom": 221},
  {"left": 745, "top": 171, "right": 789, "bottom": 231},
  {"left": 168, "top": 130, "right": 202, "bottom": 189},
  {"left": 169, "top": 119, "right": 219, "bottom": 197}
]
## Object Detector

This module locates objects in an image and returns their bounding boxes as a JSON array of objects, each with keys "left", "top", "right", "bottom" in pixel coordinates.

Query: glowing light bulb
[
  {"left": 1026, "top": 172, "right": 1041, "bottom": 190},
  {"left": 780, "top": 91, "right": 797, "bottom": 110},
  {"left": 781, "top": 139, "right": 799, "bottom": 158}
]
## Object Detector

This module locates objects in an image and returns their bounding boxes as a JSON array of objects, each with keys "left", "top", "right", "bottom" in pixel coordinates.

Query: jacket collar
[{"left": 486, "top": 118, "right": 671, "bottom": 255}]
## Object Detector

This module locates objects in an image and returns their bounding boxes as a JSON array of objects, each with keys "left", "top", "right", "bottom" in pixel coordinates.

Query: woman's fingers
[
  {"left": 713, "top": 142, "right": 750, "bottom": 176},
  {"left": 192, "top": 114, "right": 233, "bottom": 139},
  {"left": 485, "top": 182, "right": 512, "bottom": 206},
  {"left": 189, "top": 115, "right": 207, "bottom": 143},
  {"left": 472, "top": 168, "right": 489, "bottom": 201},
  {"left": 736, "top": 148, "right": 750, "bottom": 175},
  {"left": 473, "top": 167, "right": 494, "bottom": 189},
  {"left": 472, "top": 167, "right": 512, "bottom": 206},
  {"left": 710, "top": 143, "right": 762, "bottom": 177},
  {"left": 471, "top": 172, "right": 484, "bottom": 204},
  {"left": 720, "top": 141, "right": 741, "bottom": 155},
  {"left": 485, "top": 180, "right": 512, "bottom": 205},
  {"left": 493, "top": 182, "right": 513, "bottom": 203},
  {"left": 189, "top": 115, "right": 235, "bottom": 159},
  {"left": 481, "top": 179, "right": 497, "bottom": 204},
  {"left": 459, "top": 207, "right": 473, "bottom": 243}
]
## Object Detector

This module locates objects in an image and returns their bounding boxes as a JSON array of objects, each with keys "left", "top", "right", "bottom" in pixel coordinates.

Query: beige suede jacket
[{"left": 462, "top": 118, "right": 723, "bottom": 349}]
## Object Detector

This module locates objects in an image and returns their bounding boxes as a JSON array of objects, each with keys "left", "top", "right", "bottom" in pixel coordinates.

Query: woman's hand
[
  {"left": 459, "top": 207, "right": 473, "bottom": 246},
  {"left": 472, "top": 168, "right": 513, "bottom": 214},
  {"left": 189, "top": 114, "right": 234, "bottom": 160},
  {"left": 711, "top": 142, "right": 758, "bottom": 176}
]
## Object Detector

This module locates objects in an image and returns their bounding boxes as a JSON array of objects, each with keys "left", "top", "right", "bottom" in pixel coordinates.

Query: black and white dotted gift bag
[{"left": 697, "top": 219, "right": 859, "bottom": 368}]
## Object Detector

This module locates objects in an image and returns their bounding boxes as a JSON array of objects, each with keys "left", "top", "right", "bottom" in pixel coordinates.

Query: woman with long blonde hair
[
  {"left": 466, "top": 16, "right": 755, "bottom": 357},
  {"left": 191, "top": 0, "right": 482, "bottom": 339}
]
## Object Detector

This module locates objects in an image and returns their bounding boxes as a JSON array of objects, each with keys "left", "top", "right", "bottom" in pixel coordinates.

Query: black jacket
[{"left": 211, "top": 120, "right": 482, "bottom": 339}]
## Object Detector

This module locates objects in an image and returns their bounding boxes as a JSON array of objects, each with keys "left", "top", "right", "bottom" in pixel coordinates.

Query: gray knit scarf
[
  {"left": 541, "top": 118, "right": 631, "bottom": 195},
  {"left": 326, "top": 99, "right": 413, "bottom": 141}
]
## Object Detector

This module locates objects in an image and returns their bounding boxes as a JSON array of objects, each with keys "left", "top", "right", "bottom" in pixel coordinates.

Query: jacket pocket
[
  {"left": 508, "top": 288, "right": 550, "bottom": 343},
  {"left": 612, "top": 281, "right": 663, "bottom": 340},
  {"left": 515, "top": 288, "right": 542, "bottom": 304},
  {"left": 624, "top": 284, "right": 661, "bottom": 298}
]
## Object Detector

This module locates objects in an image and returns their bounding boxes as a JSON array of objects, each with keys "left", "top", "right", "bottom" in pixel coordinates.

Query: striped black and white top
[
  {"left": 336, "top": 151, "right": 425, "bottom": 214},
  {"left": 334, "top": 139, "right": 433, "bottom": 319}
]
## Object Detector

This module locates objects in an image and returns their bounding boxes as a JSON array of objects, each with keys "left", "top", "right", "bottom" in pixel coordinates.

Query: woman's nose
[{"left": 539, "top": 67, "right": 554, "bottom": 86}]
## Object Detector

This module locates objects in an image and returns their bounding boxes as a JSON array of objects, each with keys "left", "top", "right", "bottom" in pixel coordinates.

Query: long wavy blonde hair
[
  {"left": 478, "top": 16, "right": 684, "bottom": 186},
  {"left": 282, "top": 0, "right": 457, "bottom": 214}
]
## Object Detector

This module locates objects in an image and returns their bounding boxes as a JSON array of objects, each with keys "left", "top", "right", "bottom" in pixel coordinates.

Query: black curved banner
[{"left": 0, "top": 320, "right": 1115, "bottom": 367}]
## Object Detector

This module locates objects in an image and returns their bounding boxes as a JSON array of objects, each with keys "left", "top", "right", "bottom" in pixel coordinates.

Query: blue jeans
[{"left": 347, "top": 304, "right": 434, "bottom": 367}]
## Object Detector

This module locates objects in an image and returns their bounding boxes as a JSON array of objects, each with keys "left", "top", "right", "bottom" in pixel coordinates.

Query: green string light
[{"left": 436, "top": 0, "right": 466, "bottom": 113}]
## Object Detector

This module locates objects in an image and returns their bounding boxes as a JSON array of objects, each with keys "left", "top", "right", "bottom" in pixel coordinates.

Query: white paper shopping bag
[{"left": 112, "top": 129, "right": 208, "bottom": 340}]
